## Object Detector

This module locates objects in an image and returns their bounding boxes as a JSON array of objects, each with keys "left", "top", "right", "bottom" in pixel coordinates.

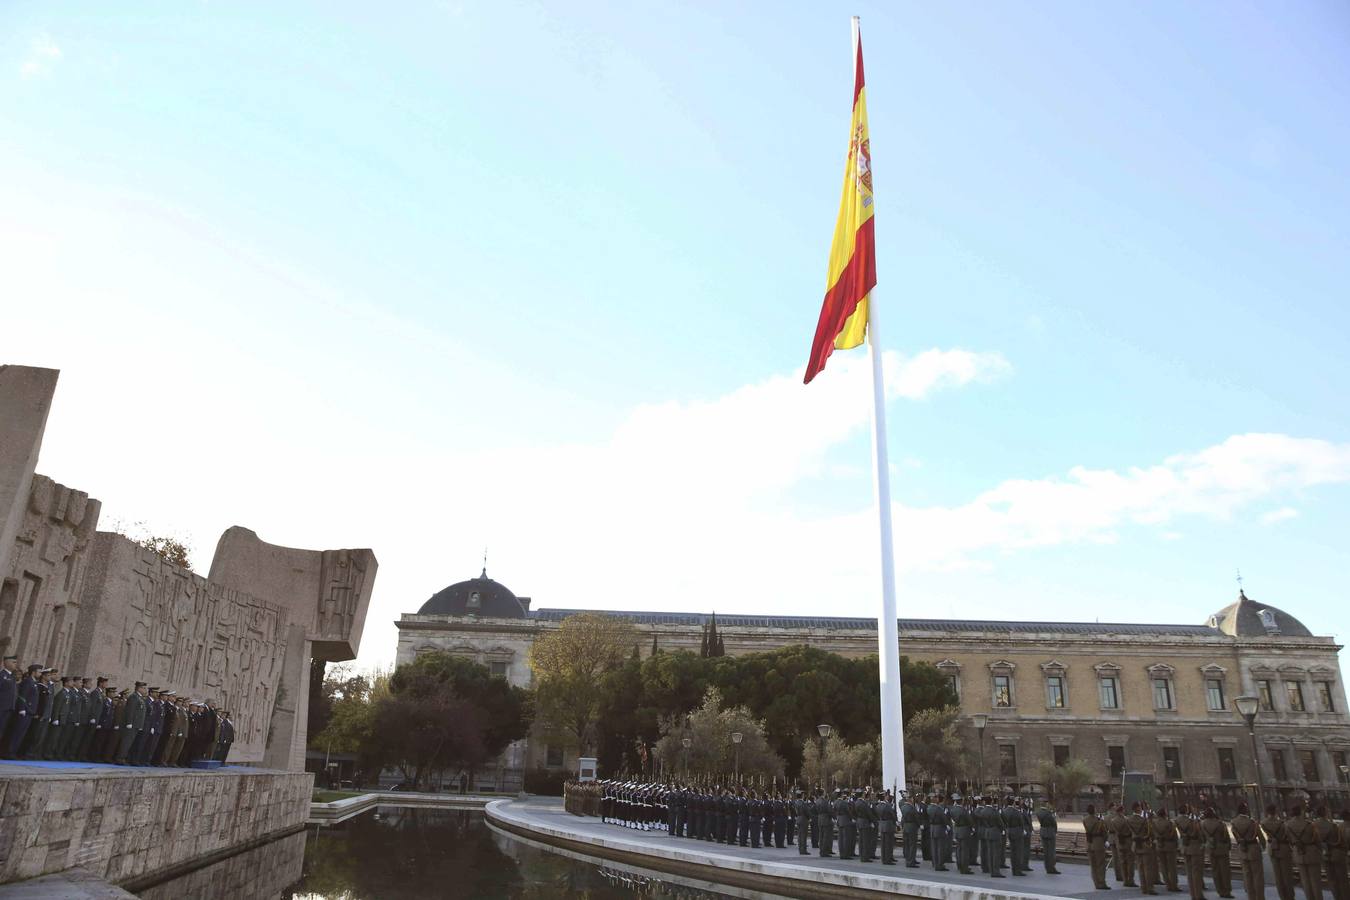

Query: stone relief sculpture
[{"left": 0, "top": 364, "right": 376, "bottom": 770}]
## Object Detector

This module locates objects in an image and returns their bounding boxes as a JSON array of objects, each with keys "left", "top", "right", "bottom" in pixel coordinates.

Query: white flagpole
[{"left": 854, "top": 14, "right": 907, "bottom": 798}]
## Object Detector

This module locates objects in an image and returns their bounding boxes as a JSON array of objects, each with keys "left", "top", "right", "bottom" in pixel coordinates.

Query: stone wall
[
  {"left": 0, "top": 768, "right": 310, "bottom": 886},
  {"left": 133, "top": 827, "right": 306, "bottom": 900}
]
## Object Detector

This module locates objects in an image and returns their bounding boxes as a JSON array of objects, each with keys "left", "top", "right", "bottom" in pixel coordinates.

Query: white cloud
[
  {"left": 1260, "top": 507, "right": 1299, "bottom": 526},
  {"left": 19, "top": 34, "right": 62, "bottom": 80}
]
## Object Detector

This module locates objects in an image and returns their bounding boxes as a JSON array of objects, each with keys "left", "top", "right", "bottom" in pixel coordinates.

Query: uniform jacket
[
  {"left": 15, "top": 675, "right": 37, "bottom": 716},
  {"left": 0, "top": 667, "right": 15, "bottom": 711},
  {"left": 124, "top": 692, "right": 148, "bottom": 731},
  {"left": 50, "top": 686, "right": 71, "bottom": 725}
]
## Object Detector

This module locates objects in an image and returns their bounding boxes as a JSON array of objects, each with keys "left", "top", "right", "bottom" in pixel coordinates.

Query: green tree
[
  {"left": 391, "top": 652, "right": 533, "bottom": 757},
  {"left": 529, "top": 612, "right": 637, "bottom": 754},
  {"left": 903, "top": 705, "right": 972, "bottom": 788},
  {"left": 1037, "top": 757, "right": 1095, "bottom": 810},
  {"left": 800, "top": 734, "right": 880, "bottom": 789},
  {"left": 652, "top": 687, "right": 784, "bottom": 781}
]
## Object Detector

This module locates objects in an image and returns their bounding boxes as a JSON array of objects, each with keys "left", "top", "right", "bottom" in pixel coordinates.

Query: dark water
[{"left": 138, "top": 807, "right": 766, "bottom": 899}]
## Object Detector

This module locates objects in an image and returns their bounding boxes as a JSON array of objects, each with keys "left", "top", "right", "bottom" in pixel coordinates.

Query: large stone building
[{"left": 399, "top": 569, "right": 1350, "bottom": 807}]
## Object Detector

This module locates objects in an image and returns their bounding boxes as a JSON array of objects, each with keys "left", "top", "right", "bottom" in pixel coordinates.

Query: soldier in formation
[{"left": 0, "top": 655, "right": 237, "bottom": 768}]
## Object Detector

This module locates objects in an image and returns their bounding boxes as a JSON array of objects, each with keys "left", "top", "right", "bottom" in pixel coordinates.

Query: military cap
[
  {"left": 164, "top": 690, "right": 176, "bottom": 696},
  {"left": 2, "top": 655, "right": 16, "bottom": 661},
  {"left": 96, "top": 676, "right": 109, "bottom": 684},
  {"left": 27, "top": 663, "right": 42, "bottom": 673},
  {"left": 150, "top": 686, "right": 161, "bottom": 692},
  {"left": 134, "top": 681, "right": 146, "bottom": 688},
  {"left": 40, "top": 667, "right": 54, "bottom": 673}
]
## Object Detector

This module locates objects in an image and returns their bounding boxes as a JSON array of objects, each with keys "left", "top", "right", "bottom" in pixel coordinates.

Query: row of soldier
[
  {"left": 1085, "top": 801, "right": 1349, "bottom": 900},
  {"left": 0, "top": 657, "right": 236, "bottom": 767},
  {"left": 596, "top": 782, "right": 1062, "bottom": 875}
]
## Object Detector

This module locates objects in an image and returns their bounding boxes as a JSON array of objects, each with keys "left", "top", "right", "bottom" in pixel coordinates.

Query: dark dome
[
  {"left": 1207, "top": 591, "right": 1312, "bottom": 638},
  {"left": 417, "top": 570, "right": 529, "bottom": 618}
]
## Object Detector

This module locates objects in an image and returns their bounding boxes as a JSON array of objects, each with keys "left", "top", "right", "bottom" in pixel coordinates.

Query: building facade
[{"left": 396, "top": 572, "right": 1349, "bottom": 807}]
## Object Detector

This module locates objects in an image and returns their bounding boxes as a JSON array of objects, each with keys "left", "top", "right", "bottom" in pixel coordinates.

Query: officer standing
[
  {"left": 952, "top": 794, "right": 975, "bottom": 874},
  {"left": 1200, "top": 806, "right": 1235, "bottom": 900},
  {"left": 916, "top": 795, "right": 930, "bottom": 863},
  {"left": 836, "top": 789, "right": 856, "bottom": 860},
  {"left": 3, "top": 664, "right": 39, "bottom": 758},
  {"left": 1085, "top": 804, "right": 1111, "bottom": 889},
  {"left": 929, "top": 794, "right": 951, "bottom": 871},
  {"left": 1263, "top": 804, "right": 1296, "bottom": 900},
  {"left": 1037, "top": 800, "right": 1061, "bottom": 875},
  {"left": 901, "top": 792, "right": 921, "bottom": 867},
  {"left": 1152, "top": 806, "right": 1182, "bottom": 894},
  {"left": 1285, "top": 803, "right": 1322, "bottom": 900},
  {"left": 794, "top": 792, "right": 811, "bottom": 855},
  {"left": 1177, "top": 805, "right": 1207, "bottom": 900},
  {"left": 21, "top": 668, "right": 54, "bottom": 759},
  {"left": 1004, "top": 797, "right": 1027, "bottom": 875},
  {"left": 1230, "top": 801, "right": 1266, "bottom": 900},
  {"left": 1313, "top": 805, "right": 1345, "bottom": 900},
  {"left": 115, "top": 682, "right": 148, "bottom": 765},
  {"left": 856, "top": 791, "right": 876, "bottom": 862},
  {"left": 0, "top": 656, "right": 18, "bottom": 754},
  {"left": 878, "top": 790, "right": 898, "bottom": 866},
  {"left": 817, "top": 789, "right": 835, "bottom": 858},
  {"left": 980, "top": 796, "right": 1007, "bottom": 877},
  {"left": 1133, "top": 803, "right": 1159, "bottom": 896}
]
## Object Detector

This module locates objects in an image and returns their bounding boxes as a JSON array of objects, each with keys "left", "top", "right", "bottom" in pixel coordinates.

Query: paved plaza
[{"left": 489, "top": 799, "right": 1264, "bottom": 900}]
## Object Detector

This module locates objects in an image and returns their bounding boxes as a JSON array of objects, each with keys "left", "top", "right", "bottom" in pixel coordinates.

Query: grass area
[{"left": 312, "top": 789, "right": 366, "bottom": 803}]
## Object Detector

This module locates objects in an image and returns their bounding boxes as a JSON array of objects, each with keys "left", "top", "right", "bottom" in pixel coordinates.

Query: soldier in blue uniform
[
  {"left": 0, "top": 656, "right": 18, "bottom": 755},
  {"left": 3, "top": 663, "right": 39, "bottom": 758},
  {"left": 19, "top": 667, "right": 54, "bottom": 759}
]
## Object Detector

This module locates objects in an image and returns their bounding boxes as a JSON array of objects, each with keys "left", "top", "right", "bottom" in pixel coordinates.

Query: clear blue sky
[{"left": 3, "top": 1, "right": 1348, "bottom": 668}]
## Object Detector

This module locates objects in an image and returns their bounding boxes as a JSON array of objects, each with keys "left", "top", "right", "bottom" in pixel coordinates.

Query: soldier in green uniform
[
  {"left": 1114, "top": 804, "right": 1138, "bottom": 886},
  {"left": 1151, "top": 805, "right": 1182, "bottom": 893},
  {"left": 1037, "top": 800, "right": 1061, "bottom": 875},
  {"left": 1314, "top": 806, "right": 1345, "bottom": 900},
  {"left": 1230, "top": 801, "right": 1266, "bottom": 900},
  {"left": 857, "top": 790, "right": 877, "bottom": 862},
  {"left": 1285, "top": 803, "right": 1322, "bottom": 900},
  {"left": 1263, "top": 804, "right": 1296, "bottom": 900},
  {"left": 1003, "top": 797, "right": 1027, "bottom": 875},
  {"left": 878, "top": 790, "right": 898, "bottom": 866},
  {"left": 835, "top": 789, "right": 855, "bottom": 860},
  {"left": 39, "top": 675, "right": 71, "bottom": 759},
  {"left": 979, "top": 797, "right": 1006, "bottom": 877},
  {"left": 952, "top": 794, "right": 975, "bottom": 874},
  {"left": 816, "top": 789, "right": 834, "bottom": 858},
  {"left": 1177, "top": 805, "right": 1208, "bottom": 900},
  {"left": 901, "top": 793, "right": 921, "bottom": 867},
  {"left": 114, "top": 682, "right": 148, "bottom": 765},
  {"left": 1132, "top": 803, "right": 1159, "bottom": 895},
  {"left": 1085, "top": 804, "right": 1111, "bottom": 889},
  {"left": 927, "top": 794, "right": 950, "bottom": 871},
  {"left": 1200, "top": 806, "right": 1234, "bottom": 900}
]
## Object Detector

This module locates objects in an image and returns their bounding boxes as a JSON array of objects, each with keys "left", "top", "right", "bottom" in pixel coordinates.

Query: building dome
[
  {"left": 417, "top": 569, "right": 530, "bottom": 618},
  {"left": 1206, "top": 590, "right": 1312, "bottom": 638}
]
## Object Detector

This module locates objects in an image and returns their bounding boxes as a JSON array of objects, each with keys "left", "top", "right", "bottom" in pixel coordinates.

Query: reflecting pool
[{"left": 136, "top": 806, "right": 785, "bottom": 899}]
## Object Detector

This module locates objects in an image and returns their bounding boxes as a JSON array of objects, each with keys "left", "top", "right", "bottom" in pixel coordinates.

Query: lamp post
[
  {"left": 682, "top": 736, "right": 692, "bottom": 777},
  {"left": 972, "top": 714, "right": 989, "bottom": 793},
  {"left": 1234, "top": 694, "right": 1263, "bottom": 811},
  {"left": 731, "top": 732, "right": 743, "bottom": 780},
  {"left": 817, "top": 724, "right": 832, "bottom": 790}
]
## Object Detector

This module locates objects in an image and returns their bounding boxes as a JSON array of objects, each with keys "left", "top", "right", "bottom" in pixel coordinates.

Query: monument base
[{"left": 0, "top": 761, "right": 311, "bottom": 886}]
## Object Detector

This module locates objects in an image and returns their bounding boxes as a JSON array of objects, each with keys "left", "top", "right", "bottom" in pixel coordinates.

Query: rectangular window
[
  {"left": 1053, "top": 744, "right": 1070, "bottom": 767},
  {"left": 999, "top": 744, "right": 1018, "bottom": 778},
  {"left": 1316, "top": 682, "right": 1335, "bottom": 712},
  {"left": 993, "top": 675, "right": 1012, "bottom": 708},
  {"left": 1332, "top": 751, "right": 1347, "bottom": 784},
  {"left": 1218, "top": 748, "right": 1237, "bottom": 782},
  {"left": 489, "top": 661, "right": 509, "bottom": 678},
  {"left": 1163, "top": 746, "right": 1182, "bottom": 780},
  {"left": 1108, "top": 745, "right": 1126, "bottom": 778},
  {"left": 1257, "top": 680, "right": 1274, "bottom": 712},
  {"left": 546, "top": 745, "right": 564, "bottom": 768},
  {"left": 1206, "top": 679, "right": 1225, "bottom": 711},
  {"left": 1298, "top": 749, "right": 1319, "bottom": 782},
  {"left": 1046, "top": 676, "right": 1066, "bottom": 709},
  {"left": 1270, "top": 749, "right": 1288, "bottom": 782},
  {"left": 946, "top": 674, "right": 959, "bottom": 698},
  {"left": 1153, "top": 678, "right": 1174, "bottom": 710},
  {"left": 1099, "top": 677, "right": 1120, "bottom": 709},
  {"left": 1287, "top": 682, "right": 1305, "bottom": 712}
]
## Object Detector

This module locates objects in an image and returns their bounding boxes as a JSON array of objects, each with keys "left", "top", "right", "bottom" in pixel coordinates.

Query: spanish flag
[{"left": 804, "top": 28, "right": 876, "bottom": 385}]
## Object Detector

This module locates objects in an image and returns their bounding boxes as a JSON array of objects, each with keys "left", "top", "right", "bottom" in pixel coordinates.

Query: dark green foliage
[
  {"left": 591, "top": 645, "right": 955, "bottom": 779},
  {"left": 523, "top": 767, "right": 568, "bottom": 796}
]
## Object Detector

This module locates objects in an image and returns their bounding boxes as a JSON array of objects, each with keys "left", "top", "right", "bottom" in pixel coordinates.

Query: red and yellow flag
[{"left": 804, "top": 31, "right": 876, "bottom": 384}]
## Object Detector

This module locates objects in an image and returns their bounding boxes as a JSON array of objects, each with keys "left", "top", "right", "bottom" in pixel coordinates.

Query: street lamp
[
  {"left": 817, "top": 724, "right": 832, "bottom": 790},
  {"left": 972, "top": 713, "right": 989, "bottom": 793},
  {"left": 731, "top": 732, "right": 743, "bottom": 780},
  {"left": 682, "top": 736, "right": 692, "bottom": 776},
  {"left": 1234, "top": 695, "right": 1264, "bottom": 811}
]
